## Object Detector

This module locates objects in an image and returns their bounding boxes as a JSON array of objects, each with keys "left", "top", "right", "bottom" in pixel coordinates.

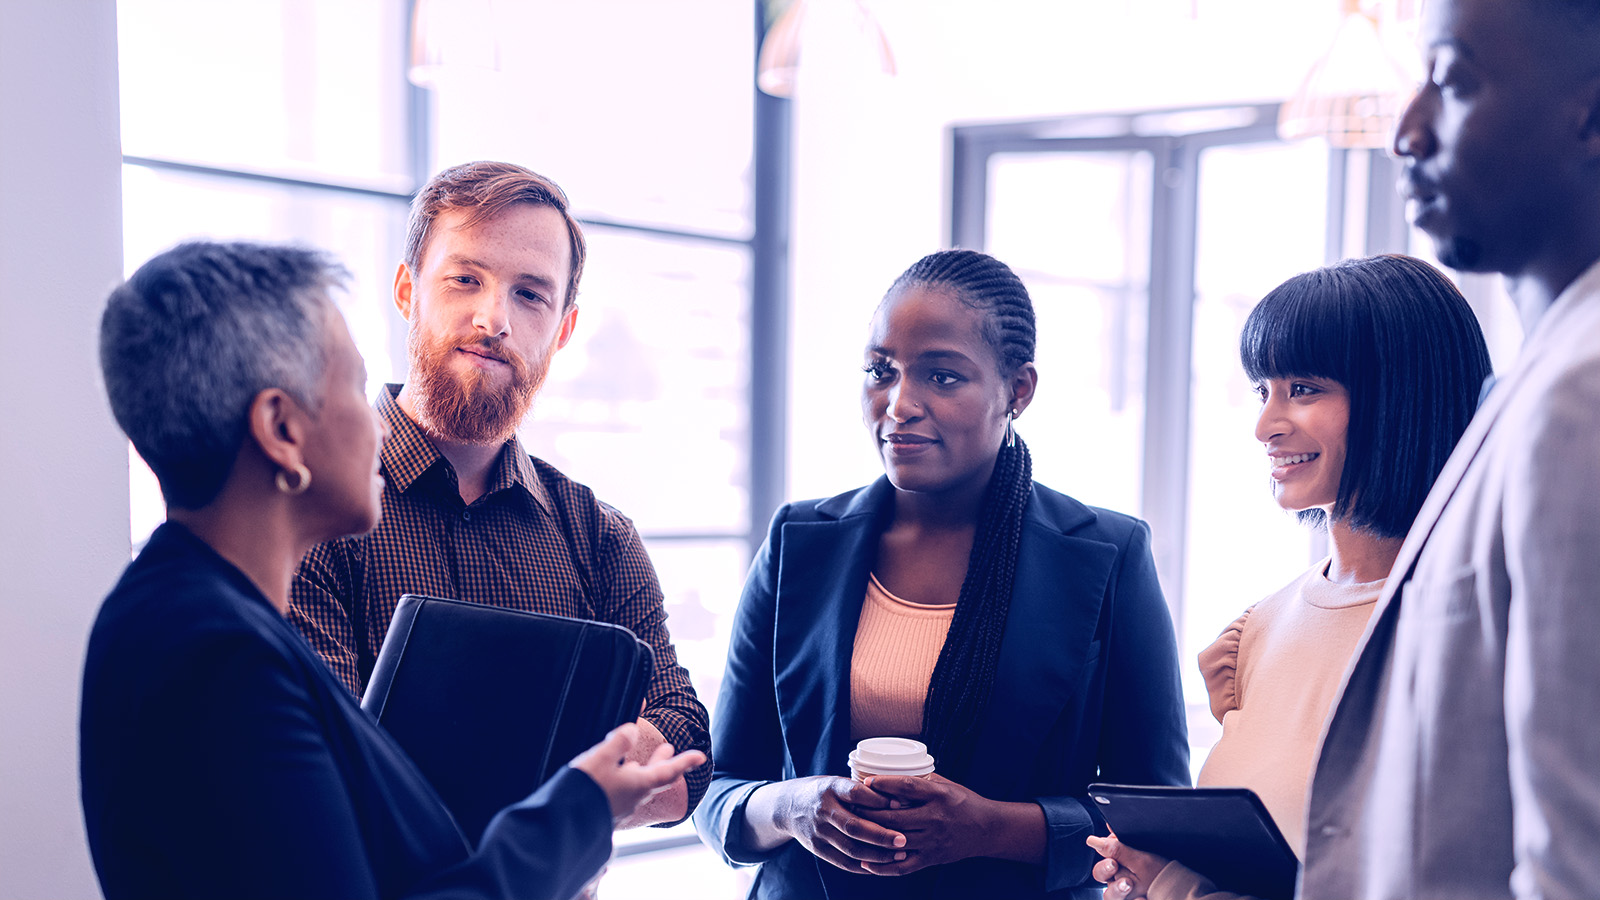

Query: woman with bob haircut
[
  {"left": 1089, "top": 254, "right": 1493, "bottom": 900},
  {"left": 81, "top": 240, "right": 703, "bottom": 900},
  {"left": 695, "top": 249, "right": 1191, "bottom": 899}
]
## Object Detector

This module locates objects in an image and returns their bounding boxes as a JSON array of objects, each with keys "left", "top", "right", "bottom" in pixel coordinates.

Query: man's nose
[
  {"left": 1391, "top": 87, "right": 1435, "bottom": 160},
  {"left": 471, "top": 287, "right": 511, "bottom": 337}
]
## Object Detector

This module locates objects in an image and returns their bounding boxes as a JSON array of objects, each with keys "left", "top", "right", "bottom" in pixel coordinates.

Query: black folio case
[
  {"left": 362, "top": 594, "right": 654, "bottom": 843},
  {"left": 1086, "top": 784, "right": 1300, "bottom": 900}
]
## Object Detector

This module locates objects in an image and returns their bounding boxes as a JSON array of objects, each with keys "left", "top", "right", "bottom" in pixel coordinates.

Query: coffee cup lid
[{"left": 848, "top": 737, "right": 935, "bottom": 777}]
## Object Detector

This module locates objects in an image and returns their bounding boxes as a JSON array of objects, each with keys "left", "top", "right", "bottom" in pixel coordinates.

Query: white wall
[{"left": 0, "top": 1, "right": 127, "bottom": 897}]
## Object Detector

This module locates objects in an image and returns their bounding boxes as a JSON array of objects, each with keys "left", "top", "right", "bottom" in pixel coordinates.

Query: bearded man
[{"left": 290, "top": 161, "right": 710, "bottom": 828}]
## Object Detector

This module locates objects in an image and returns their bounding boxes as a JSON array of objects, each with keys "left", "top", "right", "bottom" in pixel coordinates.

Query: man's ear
[
  {"left": 553, "top": 304, "right": 580, "bottom": 351},
  {"left": 246, "top": 387, "right": 309, "bottom": 475},
  {"left": 393, "top": 261, "right": 415, "bottom": 322},
  {"left": 1009, "top": 362, "right": 1039, "bottom": 415},
  {"left": 1576, "top": 77, "right": 1600, "bottom": 160}
]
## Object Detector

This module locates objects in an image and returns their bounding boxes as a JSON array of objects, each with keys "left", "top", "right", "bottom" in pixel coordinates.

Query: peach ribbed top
[{"left": 849, "top": 574, "right": 956, "bottom": 742}]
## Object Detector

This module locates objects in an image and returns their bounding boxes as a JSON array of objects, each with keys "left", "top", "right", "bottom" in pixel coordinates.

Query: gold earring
[{"left": 275, "top": 464, "right": 312, "bottom": 495}]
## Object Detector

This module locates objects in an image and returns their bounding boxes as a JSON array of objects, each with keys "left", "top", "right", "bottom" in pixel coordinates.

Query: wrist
[
  {"left": 972, "top": 796, "right": 1006, "bottom": 858},
  {"left": 981, "top": 799, "right": 1047, "bottom": 864},
  {"left": 741, "top": 780, "right": 796, "bottom": 852}
]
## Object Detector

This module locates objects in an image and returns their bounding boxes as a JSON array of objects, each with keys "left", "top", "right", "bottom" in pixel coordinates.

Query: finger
[
  {"left": 864, "top": 851, "right": 928, "bottom": 871},
  {"left": 825, "top": 805, "right": 907, "bottom": 850},
  {"left": 835, "top": 780, "right": 893, "bottom": 810},
  {"left": 860, "top": 850, "right": 931, "bottom": 877},
  {"left": 863, "top": 775, "right": 937, "bottom": 802},
  {"left": 653, "top": 749, "right": 706, "bottom": 781},
  {"left": 1109, "top": 874, "right": 1141, "bottom": 900},
  {"left": 573, "top": 723, "right": 640, "bottom": 769},
  {"left": 812, "top": 830, "right": 908, "bottom": 870},
  {"left": 1092, "top": 857, "right": 1119, "bottom": 884},
  {"left": 853, "top": 803, "right": 944, "bottom": 832},
  {"left": 822, "top": 830, "right": 908, "bottom": 865}
]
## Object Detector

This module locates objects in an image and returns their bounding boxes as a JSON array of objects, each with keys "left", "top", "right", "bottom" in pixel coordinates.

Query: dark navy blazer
[
  {"left": 694, "top": 478, "right": 1190, "bottom": 899},
  {"left": 80, "top": 523, "right": 612, "bottom": 900}
]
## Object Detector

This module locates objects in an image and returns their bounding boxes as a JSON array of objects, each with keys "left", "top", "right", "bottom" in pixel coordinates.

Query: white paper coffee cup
[{"left": 848, "top": 737, "right": 936, "bottom": 782}]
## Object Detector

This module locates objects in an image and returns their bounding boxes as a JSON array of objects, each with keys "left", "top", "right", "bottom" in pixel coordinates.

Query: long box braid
[{"left": 891, "top": 249, "right": 1038, "bottom": 779}]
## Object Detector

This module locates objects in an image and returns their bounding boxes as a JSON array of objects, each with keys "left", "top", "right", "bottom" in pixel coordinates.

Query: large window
[
  {"left": 118, "top": 0, "right": 766, "bottom": 892},
  {"left": 418, "top": 3, "right": 762, "bottom": 878},
  {"left": 951, "top": 106, "right": 1417, "bottom": 766},
  {"left": 118, "top": 0, "right": 416, "bottom": 544}
]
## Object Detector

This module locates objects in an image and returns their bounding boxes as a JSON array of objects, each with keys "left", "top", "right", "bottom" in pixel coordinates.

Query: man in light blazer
[{"left": 1300, "top": 0, "right": 1600, "bottom": 897}]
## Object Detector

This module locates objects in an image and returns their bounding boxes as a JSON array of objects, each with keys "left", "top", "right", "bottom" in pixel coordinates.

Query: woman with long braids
[{"left": 695, "top": 249, "right": 1190, "bottom": 898}]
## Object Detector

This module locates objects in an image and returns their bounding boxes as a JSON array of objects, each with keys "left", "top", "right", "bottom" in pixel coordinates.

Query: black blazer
[
  {"left": 694, "top": 478, "right": 1190, "bottom": 899},
  {"left": 80, "top": 522, "right": 612, "bottom": 900}
]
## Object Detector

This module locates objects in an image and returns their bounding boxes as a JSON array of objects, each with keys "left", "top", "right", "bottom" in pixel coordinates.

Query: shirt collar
[{"left": 376, "top": 384, "right": 551, "bottom": 513}]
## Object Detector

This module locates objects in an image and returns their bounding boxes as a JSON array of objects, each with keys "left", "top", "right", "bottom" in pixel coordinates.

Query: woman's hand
[
  {"left": 570, "top": 723, "right": 706, "bottom": 825},
  {"left": 1086, "top": 832, "right": 1170, "bottom": 900},
  {"left": 854, "top": 773, "right": 1045, "bottom": 875},
  {"left": 749, "top": 775, "right": 907, "bottom": 872}
]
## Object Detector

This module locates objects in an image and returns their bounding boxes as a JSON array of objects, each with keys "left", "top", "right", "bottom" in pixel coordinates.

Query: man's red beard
[{"left": 406, "top": 328, "right": 551, "bottom": 445}]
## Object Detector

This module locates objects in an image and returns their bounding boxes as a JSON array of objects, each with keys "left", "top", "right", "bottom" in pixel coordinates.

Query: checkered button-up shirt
[{"left": 289, "top": 385, "right": 711, "bottom": 816}]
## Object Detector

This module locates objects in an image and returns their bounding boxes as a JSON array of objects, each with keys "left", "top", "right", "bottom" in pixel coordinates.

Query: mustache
[
  {"left": 453, "top": 336, "right": 515, "bottom": 365},
  {"left": 1397, "top": 165, "right": 1437, "bottom": 202}
]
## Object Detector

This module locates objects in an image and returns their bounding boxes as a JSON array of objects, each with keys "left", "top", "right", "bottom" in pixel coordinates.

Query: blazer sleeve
[
  {"left": 1037, "top": 517, "right": 1191, "bottom": 892},
  {"left": 151, "top": 628, "right": 612, "bottom": 900},
  {"left": 693, "top": 504, "right": 792, "bottom": 865},
  {"left": 1502, "top": 358, "right": 1600, "bottom": 897}
]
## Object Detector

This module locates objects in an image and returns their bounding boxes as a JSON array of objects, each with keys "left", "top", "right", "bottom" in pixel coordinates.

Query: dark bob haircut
[{"left": 1240, "top": 254, "right": 1492, "bottom": 538}]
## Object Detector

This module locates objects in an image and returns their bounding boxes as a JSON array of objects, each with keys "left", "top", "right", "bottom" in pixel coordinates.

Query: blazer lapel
[
  {"left": 1317, "top": 330, "right": 1540, "bottom": 802},
  {"left": 772, "top": 482, "right": 891, "bottom": 779},
  {"left": 966, "top": 498, "right": 1115, "bottom": 792}
]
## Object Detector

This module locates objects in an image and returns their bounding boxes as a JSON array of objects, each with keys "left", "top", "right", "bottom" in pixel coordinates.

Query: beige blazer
[{"left": 1301, "top": 260, "right": 1600, "bottom": 900}]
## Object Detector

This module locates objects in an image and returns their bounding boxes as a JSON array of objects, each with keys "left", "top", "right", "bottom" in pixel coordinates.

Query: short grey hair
[{"left": 99, "top": 241, "right": 348, "bottom": 509}]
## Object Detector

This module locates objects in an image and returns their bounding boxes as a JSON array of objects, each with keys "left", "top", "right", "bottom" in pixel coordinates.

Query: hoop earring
[
  {"left": 275, "top": 464, "right": 312, "bottom": 496},
  {"left": 1005, "top": 408, "right": 1019, "bottom": 448}
]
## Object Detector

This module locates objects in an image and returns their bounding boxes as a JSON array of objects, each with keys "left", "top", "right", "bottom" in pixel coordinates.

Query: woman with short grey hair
[{"left": 80, "top": 240, "right": 702, "bottom": 900}]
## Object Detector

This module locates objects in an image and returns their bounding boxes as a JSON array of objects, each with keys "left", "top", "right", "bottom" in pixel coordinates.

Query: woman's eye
[
  {"left": 1253, "top": 384, "right": 1268, "bottom": 402},
  {"left": 1290, "top": 383, "right": 1318, "bottom": 397},
  {"left": 862, "top": 362, "right": 891, "bottom": 382},
  {"left": 930, "top": 371, "right": 961, "bottom": 387}
]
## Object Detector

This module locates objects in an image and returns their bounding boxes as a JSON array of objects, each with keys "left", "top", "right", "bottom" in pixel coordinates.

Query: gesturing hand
[
  {"left": 853, "top": 774, "right": 995, "bottom": 875},
  {"left": 771, "top": 776, "right": 908, "bottom": 873},
  {"left": 570, "top": 723, "right": 706, "bottom": 825},
  {"left": 1086, "top": 832, "right": 1170, "bottom": 900}
]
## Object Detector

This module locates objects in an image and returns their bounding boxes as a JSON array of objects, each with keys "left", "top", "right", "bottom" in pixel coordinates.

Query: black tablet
[{"left": 1086, "top": 784, "right": 1299, "bottom": 900}]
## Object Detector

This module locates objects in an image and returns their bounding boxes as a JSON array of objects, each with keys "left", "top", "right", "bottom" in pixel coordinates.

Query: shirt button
[
  {"left": 1319, "top": 824, "right": 1345, "bottom": 838},
  {"left": 462, "top": 509, "right": 472, "bottom": 522}
]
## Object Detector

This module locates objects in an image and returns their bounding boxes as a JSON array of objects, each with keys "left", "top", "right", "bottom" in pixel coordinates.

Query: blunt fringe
[
  {"left": 99, "top": 241, "right": 347, "bottom": 510},
  {"left": 1240, "top": 254, "right": 1492, "bottom": 538},
  {"left": 403, "top": 160, "right": 586, "bottom": 310}
]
